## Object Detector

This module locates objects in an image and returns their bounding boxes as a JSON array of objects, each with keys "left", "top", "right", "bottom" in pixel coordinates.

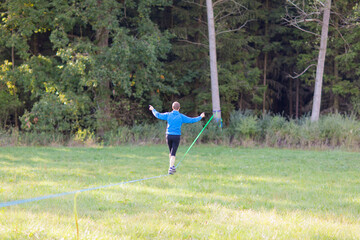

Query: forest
[{"left": 0, "top": 0, "right": 359, "bottom": 140}]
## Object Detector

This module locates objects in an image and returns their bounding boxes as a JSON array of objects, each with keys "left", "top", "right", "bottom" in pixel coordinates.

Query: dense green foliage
[
  {"left": 1, "top": 146, "right": 360, "bottom": 239},
  {"left": 0, "top": 0, "right": 360, "bottom": 135},
  {"left": 1, "top": 113, "right": 359, "bottom": 150}
]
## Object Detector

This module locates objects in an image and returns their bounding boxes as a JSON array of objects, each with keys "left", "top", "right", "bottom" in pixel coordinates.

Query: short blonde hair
[{"left": 172, "top": 101, "right": 180, "bottom": 110}]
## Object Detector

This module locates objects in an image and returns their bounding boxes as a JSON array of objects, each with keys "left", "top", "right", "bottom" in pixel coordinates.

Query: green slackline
[{"left": 175, "top": 115, "right": 214, "bottom": 168}]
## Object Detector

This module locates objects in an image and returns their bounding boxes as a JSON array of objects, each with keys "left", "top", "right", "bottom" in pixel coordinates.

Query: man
[{"left": 149, "top": 102, "right": 205, "bottom": 174}]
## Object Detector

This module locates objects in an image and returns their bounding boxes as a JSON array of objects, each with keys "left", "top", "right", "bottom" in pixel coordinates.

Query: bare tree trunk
[
  {"left": 311, "top": 0, "right": 331, "bottom": 122},
  {"left": 263, "top": 52, "right": 267, "bottom": 115},
  {"left": 11, "top": 46, "right": 15, "bottom": 68},
  {"left": 3, "top": 113, "right": 9, "bottom": 129},
  {"left": 333, "top": 58, "right": 339, "bottom": 113},
  {"left": 32, "top": 34, "right": 39, "bottom": 56},
  {"left": 289, "top": 79, "right": 293, "bottom": 117},
  {"left": 239, "top": 93, "right": 243, "bottom": 110},
  {"left": 296, "top": 78, "right": 299, "bottom": 119},
  {"left": 262, "top": 0, "right": 269, "bottom": 115},
  {"left": 96, "top": 28, "right": 109, "bottom": 49},
  {"left": 333, "top": 16, "right": 339, "bottom": 113},
  {"left": 206, "top": 0, "right": 221, "bottom": 122}
]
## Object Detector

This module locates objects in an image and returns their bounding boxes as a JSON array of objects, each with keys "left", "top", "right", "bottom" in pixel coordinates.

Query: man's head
[{"left": 172, "top": 101, "right": 180, "bottom": 111}]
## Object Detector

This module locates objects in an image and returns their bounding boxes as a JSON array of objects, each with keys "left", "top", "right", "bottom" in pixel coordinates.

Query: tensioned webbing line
[
  {"left": 0, "top": 115, "right": 214, "bottom": 208},
  {"left": 176, "top": 115, "right": 213, "bottom": 168},
  {"left": 0, "top": 175, "right": 168, "bottom": 208}
]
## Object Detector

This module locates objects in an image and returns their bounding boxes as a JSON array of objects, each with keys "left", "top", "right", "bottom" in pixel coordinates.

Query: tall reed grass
[{"left": 1, "top": 112, "right": 359, "bottom": 150}]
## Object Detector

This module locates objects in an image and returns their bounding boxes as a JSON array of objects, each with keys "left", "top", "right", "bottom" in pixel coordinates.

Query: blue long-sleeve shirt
[{"left": 152, "top": 109, "right": 202, "bottom": 135}]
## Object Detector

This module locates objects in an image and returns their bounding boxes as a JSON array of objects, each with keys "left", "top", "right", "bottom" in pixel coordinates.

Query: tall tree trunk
[
  {"left": 11, "top": 46, "right": 15, "bottom": 68},
  {"left": 333, "top": 58, "right": 339, "bottom": 113},
  {"left": 289, "top": 79, "right": 293, "bottom": 117},
  {"left": 96, "top": 28, "right": 109, "bottom": 49},
  {"left": 333, "top": 16, "right": 339, "bottom": 113},
  {"left": 239, "top": 93, "right": 243, "bottom": 110},
  {"left": 32, "top": 34, "right": 39, "bottom": 56},
  {"left": 262, "top": 0, "right": 269, "bottom": 115},
  {"left": 206, "top": 0, "right": 221, "bottom": 122},
  {"left": 311, "top": 0, "right": 331, "bottom": 122},
  {"left": 194, "top": 0, "right": 205, "bottom": 116},
  {"left": 296, "top": 78, "right": 299, "bottom": 119},
  {"left": 263, "top": 52, "right": 267, "bottom": 115}
]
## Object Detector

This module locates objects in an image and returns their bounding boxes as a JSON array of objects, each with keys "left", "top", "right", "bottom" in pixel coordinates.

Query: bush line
[{"left": 1, "top": 112, "right": 359, "bottom": 150}]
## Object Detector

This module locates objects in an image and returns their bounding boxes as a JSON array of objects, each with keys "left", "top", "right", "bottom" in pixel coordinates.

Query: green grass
[{"left": 1, "top": 145, "right": 360, "bottom": 239}]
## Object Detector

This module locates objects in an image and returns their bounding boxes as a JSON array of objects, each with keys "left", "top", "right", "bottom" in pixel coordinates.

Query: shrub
[
  {"left": 20, "top": 94, "right": 76, "bottom": 133},
  {"left": 281, "top": 120, "right": 302, "bottom": 146},
  {"left": 265, "top": 115, "right": 287, "bottom": 146},
  {"left": 318, "top": 114, "right": 360, "bottom": 147},
  {"left": 0, "top": 128, "right": 67, "bottom": 146},
  {"left": 1, "top": 112, "right": 360, "bottom": 150},
  {"left": 228, "top": 110, "right": 260, "bottom": 142},
  {"left": 20, "top": 93, "right": 94, "bottom": 135},
  {"left": 103, "top": 121, "right": 166, "bottom": 145},
  {"left": 297, "top": 117, "right": 321, "bottom": 147},
  {"left": 200, "top": 121, "right": 228, "bottom": 144},
  {"left": 182, "top": 122, "right": 204, "bottom": 144},
  {"left": 73, "top": 129, "right": 96, "bottom": 146},
  {"left": 103, "top": 126, "right": 132, "bottom": 145}
]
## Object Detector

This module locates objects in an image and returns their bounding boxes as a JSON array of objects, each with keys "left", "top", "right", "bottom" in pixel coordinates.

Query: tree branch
[
  {"left": 213, "top": 0, "right": 227, "bottom": 8},
  {"left": 225, "top": 0, "right": 248, "bottom": 10},
  {"left": 177, "top": 39, "right": 207, "bottom": 47},
  {"left": 283, "top": 20, "right": 320, "bottom": 36},
  {"left": 316, "top": 0, "right": 325, "bottom": 8},
  {"left": 284, "top": 0, "right": 323, "bottom": 37},
  {"left": 216, "top": 19, "right": 254, "bottom": 35},
  {"left": 293, "top": 17, "right": 322, "bottom": 24},
  {"left": 194, "top": 17, "right": 208, "bottom": 26},
  {"left": 282, "top": 14, "right": 321, "bottom": 37},
  {"left": 287, "top": 64, "right": 316, "bottom": 79},
  {"left": 331, "top": 24, "right": 350, "bottom": 53},
  {"left": 286, "top": 0, "right": 307, "bottom": 14},
  {"left": 215, "top": 8, "right": 239, "bottom": 22}
]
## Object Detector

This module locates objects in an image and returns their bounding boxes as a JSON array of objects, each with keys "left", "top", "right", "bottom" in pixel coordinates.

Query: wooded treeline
[{"left": 1, "top": 0, "right": 360, "bottom": 135}]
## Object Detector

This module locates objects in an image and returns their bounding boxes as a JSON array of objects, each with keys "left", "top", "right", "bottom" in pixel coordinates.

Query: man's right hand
[{"left": 149, "top": 105, "right": 154, "bottom": 111}]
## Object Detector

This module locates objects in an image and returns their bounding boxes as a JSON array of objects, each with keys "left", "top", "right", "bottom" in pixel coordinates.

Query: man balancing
[{"left": 149, "top": 102, "right": 205, "bottom": 175}]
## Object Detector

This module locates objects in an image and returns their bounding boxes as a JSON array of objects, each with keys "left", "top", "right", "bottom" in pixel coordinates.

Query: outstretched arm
[
  {"left": 149, "top": 105, "right": 168, "bottom": 121},
  {"left": 181, "top": 112, "right": 205, "bottom": 123}
]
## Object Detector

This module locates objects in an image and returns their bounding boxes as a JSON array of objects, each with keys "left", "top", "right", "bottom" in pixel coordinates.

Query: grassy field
[{"left": 0, "top": 145, "right": 360, "bottom": 239}]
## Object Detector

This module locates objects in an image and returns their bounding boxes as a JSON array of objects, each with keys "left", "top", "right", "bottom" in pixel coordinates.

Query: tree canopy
[{"left": 1, "top": 0, "right": 359, "bottom": 134}]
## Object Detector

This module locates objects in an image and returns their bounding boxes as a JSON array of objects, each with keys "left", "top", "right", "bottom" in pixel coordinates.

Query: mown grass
[{"left": 0, "top": 146, "right": 360, "bottom": 239}]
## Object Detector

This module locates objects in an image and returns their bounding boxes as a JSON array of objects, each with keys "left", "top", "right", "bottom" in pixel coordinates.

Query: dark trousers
[{"left": 166, "top": 134, "right": 181, "bottom": 156}]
